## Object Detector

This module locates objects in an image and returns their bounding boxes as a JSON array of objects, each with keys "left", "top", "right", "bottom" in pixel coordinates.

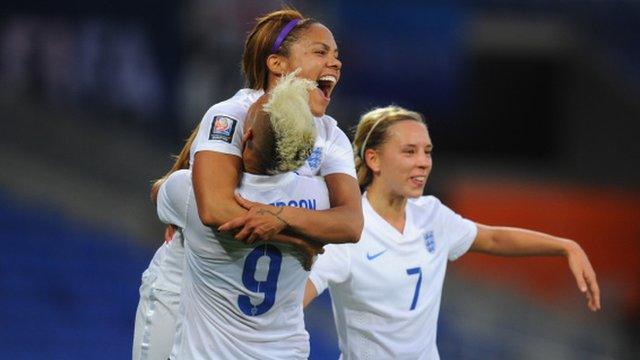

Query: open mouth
[
  {"left": 316, "top": 75, "right": 337, "bottom": 99},
  {"left": 410, "top": 176, "right": 427, "bottom": 186}
]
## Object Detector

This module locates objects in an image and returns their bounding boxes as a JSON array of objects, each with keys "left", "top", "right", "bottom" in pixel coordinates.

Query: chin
[
  {"left": 310, "top": 107, "right": 326, "bottom": 117},
  {"left": 406, "top": 188, "right": 424, "bottom": 199}
]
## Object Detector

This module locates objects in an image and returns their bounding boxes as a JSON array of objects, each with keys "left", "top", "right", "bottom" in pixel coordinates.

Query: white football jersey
[
  {"left": 147, "top": 88, "right": 355, "bottom": 297},
  {"left": 190, "top": 88, "right": 356, "bottom": 179},
  {"left": 139, "top": 234, "right": 183, "bottom": 293},
  {"left": 308, "top": 194, "right": 478, "bottom": 360},
  {"left": 147, "top": 175, "right": 193, "bottom": 293},
  {"left": 159, "top": 169, "right": 330, "bottom": 359}
]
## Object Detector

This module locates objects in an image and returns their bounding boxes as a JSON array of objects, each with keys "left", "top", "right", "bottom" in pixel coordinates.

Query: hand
[
  {"left": 295, "top": 239, "right": 325, "bottom": 271},
  {"left": 566, "top": 242, "right": 601, "bottom": 311},
  {"left": 218, "top": 194, "right": 288, "bottom": 243},
  {"left": 269, "top": 234, "right": 325, "bottom": 271},
  {"left": 163, "top": 225, "right": 176, "bottom": 243},
  {"left": 233, "top": 193, "right": 264, "bottom": 212}
]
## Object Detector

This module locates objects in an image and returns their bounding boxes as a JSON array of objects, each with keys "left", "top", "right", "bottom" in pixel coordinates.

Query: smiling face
[
  {"left": 269, "top": 23, "right": 341, "bottom": 116},
  {"left": 368, "top": 120, "right": 433, "bottom": 200}
]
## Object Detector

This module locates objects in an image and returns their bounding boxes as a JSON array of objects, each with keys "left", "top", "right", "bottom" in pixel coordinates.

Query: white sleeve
[
  {"left": 439, "top": 203, "right": 477, "bottom": 261},
  {"left": 320, "top": 123, "right": 357, "bottom": 179},
  {"left": 156, "top": 169, "right": 192, "bottom": 228},
  {"left": 308, "top": 243, "right": 352, "bottom": 295},
  {"left": 192, "top": 107, "right": 244, "bottom": 158}
]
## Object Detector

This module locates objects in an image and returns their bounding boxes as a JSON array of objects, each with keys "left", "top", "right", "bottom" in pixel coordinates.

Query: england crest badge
[
  {"left": 424, "top": 231, "right": 436, "bottom": 253},
  {"left": 306, "top": 147, "right": 322, "bottom": 170}
]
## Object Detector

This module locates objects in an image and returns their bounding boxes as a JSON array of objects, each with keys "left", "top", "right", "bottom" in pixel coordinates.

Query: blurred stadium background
[{"left": 1, "top": 0, "right": 638, "bottom": 359}]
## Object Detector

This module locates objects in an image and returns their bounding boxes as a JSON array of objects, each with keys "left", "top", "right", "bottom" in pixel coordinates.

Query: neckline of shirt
[
  {"left": 241, "top": 172, "right": 296, "bottom": 188},
  {"left": 362, "top": 192, "right": 414, "bottom": 241}
]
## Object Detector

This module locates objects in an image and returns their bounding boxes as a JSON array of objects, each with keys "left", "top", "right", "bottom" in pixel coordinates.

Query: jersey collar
[
  {"left": 240, "top": 172, "right": 296, "bottom": 188},
  {"left": 362, "top": 192, "right": 415, "bottom": 240}
]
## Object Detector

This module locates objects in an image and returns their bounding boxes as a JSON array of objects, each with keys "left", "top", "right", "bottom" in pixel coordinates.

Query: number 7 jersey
[
  {"left": 308, "top": 194, "right": 477, "bottom": 360},
  {"left": 158, "top": 169, "right": 330, "bottom": 359}
]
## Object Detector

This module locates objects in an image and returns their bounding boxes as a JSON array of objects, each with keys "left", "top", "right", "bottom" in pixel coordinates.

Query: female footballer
[
  {"left": 190, "top": 8, "right": 363, "bottom": 246},
  {"left": 161, "top": 74, "right": 332, "bottom": 359},
  {"left": 304, "top": 106, "right": 601, "bottom": 359},
  {"left": 133, "top": 8, "right": 362, "bottom": 359}
]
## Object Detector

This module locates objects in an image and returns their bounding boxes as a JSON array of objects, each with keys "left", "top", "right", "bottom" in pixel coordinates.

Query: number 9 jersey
[{"left": 158, "top": 169, "right": 330, "bottom": 360}]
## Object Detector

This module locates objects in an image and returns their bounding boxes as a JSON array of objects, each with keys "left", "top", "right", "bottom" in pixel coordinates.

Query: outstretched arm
[
  {"left": 219, "top": 173, "right": 364, "bottom": 244},
  {"left": 470, "top": 223, "right": 601, "bottom": 311}
]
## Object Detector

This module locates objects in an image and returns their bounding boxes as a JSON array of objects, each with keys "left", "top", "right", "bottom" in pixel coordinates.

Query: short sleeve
[
  {"left": 319, "top": 123, "right": 357, "bottom": 179},
  {"left": 157, "top": 169, "right": 192, "bottom": 228},
  {"left": 439, "top": 204, "right": 477, "bottom": 261},
  {"left": 308, "top": 243, "right": 352, "bottom": 295},
  {"left": 191, "top": 108, "right": 244, "bottom": 159}
]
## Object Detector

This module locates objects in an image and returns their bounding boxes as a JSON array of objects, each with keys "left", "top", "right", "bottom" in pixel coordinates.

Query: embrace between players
[{"left": 132, "top": 7, "right": 601, "bottom": 360}]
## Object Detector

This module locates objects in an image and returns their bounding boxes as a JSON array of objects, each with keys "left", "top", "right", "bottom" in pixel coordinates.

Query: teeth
[
  {"left": 412, "top": 176, "right": 426, "bottom": 181},
  {"left": 318, "top": 75, "right": 336, "bottom": 84}
]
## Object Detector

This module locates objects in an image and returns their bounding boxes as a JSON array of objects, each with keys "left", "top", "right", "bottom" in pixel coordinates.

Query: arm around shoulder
[
  {"left": 192, "top": 151, "right": 246, "bottom": 227},
  {"left": 280, "top": 173, "right": 363, "bottom": 244},
  {"left": 324, "top": 173, "right": 364, "bottom": 242}
]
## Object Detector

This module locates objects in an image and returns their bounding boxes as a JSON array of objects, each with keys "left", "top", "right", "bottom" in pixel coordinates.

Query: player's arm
[
  {"left": 192, "top": 151, "right": 246, "bottom": 227},
  {"left": 193, "top": 151, "right": 323, "bottom": 267},
  {"left": 218, "top": 118, "right": 363, "bottom": 244},
  {"left": 303, "top": 243, "right": 350, "bottom": 308},
  {"left": 220, "top": 173, "right": 363, "bottom": 244},
  {"left": 280, "top": 173, "right": 363, "bottom": 244},
  {"left": 470, "top": 223, "right": 601, "bottom": 311}
]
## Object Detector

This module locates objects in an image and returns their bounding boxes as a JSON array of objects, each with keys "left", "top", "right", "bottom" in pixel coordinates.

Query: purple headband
[{"left": 271, "top": 19, "right": 300, "bottom": 53}]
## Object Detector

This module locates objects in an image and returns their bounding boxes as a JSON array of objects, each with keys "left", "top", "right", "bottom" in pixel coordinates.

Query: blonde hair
[
  {"left": 149, "top": 125, "right": 199, "bottom": 203},
  {"left": 353, "top": 106, "right": 426, "bottom": 191},
  {"left": 242, "top": 7, "right": 318, "bottom": 90},
  {"left": 263, "top": 70, "right": 317, "bottom": 173}
]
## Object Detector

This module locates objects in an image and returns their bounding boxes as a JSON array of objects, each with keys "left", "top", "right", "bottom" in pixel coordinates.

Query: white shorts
[{"left": 132, "top": 271, "right": 180, "bottom": 360}]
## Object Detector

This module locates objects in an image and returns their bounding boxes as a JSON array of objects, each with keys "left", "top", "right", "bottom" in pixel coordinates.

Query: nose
[
  {"left": 417, "top": 152, "right": 432, "bottom": 169},
  {"left": 328, "top": 56, "right": 342, "bottom": 71}
]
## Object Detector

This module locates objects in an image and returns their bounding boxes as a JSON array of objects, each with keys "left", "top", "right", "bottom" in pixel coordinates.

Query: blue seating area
[{"left": 0, "top": 192, "right": 149, "bottom": 359}]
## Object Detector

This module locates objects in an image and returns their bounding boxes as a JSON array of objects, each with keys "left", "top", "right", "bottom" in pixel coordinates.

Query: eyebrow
[
  {"left": 403, "top": 143, "right": 433, "bottom": 149},
  {"left": 310, "top": 42, "right": 339, "bottom": 54}
]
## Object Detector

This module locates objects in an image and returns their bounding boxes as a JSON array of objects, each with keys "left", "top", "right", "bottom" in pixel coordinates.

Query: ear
[
  {"left": 364, "top": 148, "right": 381, "bottom": 173},
  {"left": 242, "top": 127, "right": 254, "bottom": 144},
  {"left": 266, "top": 54, "right": 288, "bottom": 76}
]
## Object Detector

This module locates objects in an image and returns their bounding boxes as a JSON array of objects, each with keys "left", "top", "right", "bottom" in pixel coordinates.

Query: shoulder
[
  {"left": 157, "top": 169, "right": 192, "bottom": 227},
  {"left": 162, "top": 169, "right": 192, "bottom": 200},
  {"left": 407, "top": 195, "right": 441, "bottom": 212},
  {"left": 406, "top": 195, "right": 449, "bottom": 225},
  {"left": 317, "top": 114, "right": 339, "bottom": 127},
  {"left": 315, "top": 114, "right": 351, "bottom": 149},
  {"left": 314, "top": 114, "right": 343, "bottom": 134},
  {"left": 407, "top": 195, "right": 473, "bottom": 232},
  {"left": 204, "top": 89, "right": 262, "bottom": 121},
  {"left": 291, "top": 174, "right": 329, "bottom": 192},
  {"left": 165, "top": 168, "right": 191, "bottom": 183}
]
